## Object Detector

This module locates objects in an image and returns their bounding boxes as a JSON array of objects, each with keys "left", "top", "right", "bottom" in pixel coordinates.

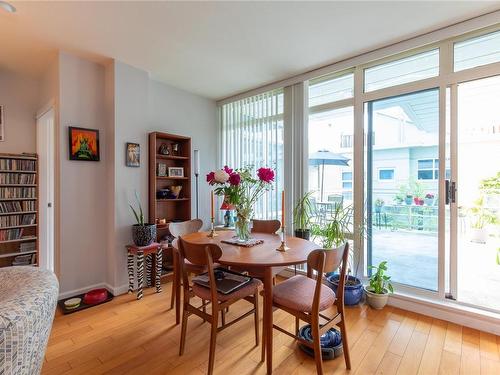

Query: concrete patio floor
[{"left": 371, "top": 228, "right": 500, "bottom": 311}]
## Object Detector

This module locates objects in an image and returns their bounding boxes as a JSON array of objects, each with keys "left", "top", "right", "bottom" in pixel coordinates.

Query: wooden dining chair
[
  {"left": 251, "top": 219, "right": 281, "bottom": 234},
  {"left": 270, "top": 243, "right": 351, "bottom": 375},
  {"left": 233, "top": 219, "right": 283, "bottom": 282},
  {"left": 169, "top": 219, "right": 203, "bottom": 309},
  {"left": 177, "top": 237, "right": 262, "bottom": 375}
]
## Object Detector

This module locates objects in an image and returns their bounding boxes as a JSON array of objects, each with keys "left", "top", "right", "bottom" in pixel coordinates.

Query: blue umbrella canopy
[{"left": 309, "top": 150, "right": 350, "bottom": 166}]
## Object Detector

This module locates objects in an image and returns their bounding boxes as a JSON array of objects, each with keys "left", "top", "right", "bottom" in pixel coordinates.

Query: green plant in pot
[
  {"left": 364, "top": 261, "right": 394, "bottom": 309},
  {"left": 311, "top": 204, "right": 365, "bottom": 305},
  {"left": 374, "top": 198, "right": 384, "bottom": 213},
  {"left": 293, "top": 191, "right": 314, "bottom": 240},
  {"left": 469, "top": 195, "right": 497, "bottom": 244},
  {"left": 129, "top": 191, "right": 156, "bottom": 247}
]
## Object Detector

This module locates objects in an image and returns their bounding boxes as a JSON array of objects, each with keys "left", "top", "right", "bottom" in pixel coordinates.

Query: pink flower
[
  {"left": 257, "top": 167, "right": 274, "bottom": 183},
  {"left": 206, "top": 171, "right": 215, "bottom": 184},
  {"left": 229, "top": 173, "right": 241, "bottom": 186},
  {"left": 223, "top": 166, "right": 233, "bottom": 175}
]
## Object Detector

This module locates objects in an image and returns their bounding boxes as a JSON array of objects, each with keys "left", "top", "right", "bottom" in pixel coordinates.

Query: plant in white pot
[
  {"left": 469, "top": 195, "right": 497, "bottom": 244},
  {"left": 129, "top": 191, "right": 156, "bottom": 246},
  {"left": 364, "top": 261, "right": 394, "bottom": 309}
]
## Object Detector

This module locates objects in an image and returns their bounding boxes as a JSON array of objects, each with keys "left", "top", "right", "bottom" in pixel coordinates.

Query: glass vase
[{"left": 235, "top": 207, "right": 252, "bottom": 242}]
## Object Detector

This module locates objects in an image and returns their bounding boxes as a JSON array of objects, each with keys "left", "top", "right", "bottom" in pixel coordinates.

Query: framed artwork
[
  {"left": 157, "top": 163, "right": 167, "bottom": 177},
  {"left": 0, "top": 106, "right": 4, "bottom": 142},
  {"left": 168, "top": 167, "right": 184, "bottom": 177},
  {"left": 69, "top": 126, "right": 100, "bottom": 161},
  {"left": 126, "top": 142, "right": 140, "bottom": 167}
]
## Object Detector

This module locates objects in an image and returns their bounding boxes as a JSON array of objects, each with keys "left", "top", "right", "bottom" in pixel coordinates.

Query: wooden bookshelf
[
  {"left": 0, "top": 153, "right": 38, "bottom": 268},
  {"left": 149, "top": 132, "right": 192, "bottom": 280}
]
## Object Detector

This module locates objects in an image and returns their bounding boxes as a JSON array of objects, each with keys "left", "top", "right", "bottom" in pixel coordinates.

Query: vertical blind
[{"left": 219, "top": 89, "right": 284, "bottom": 220}]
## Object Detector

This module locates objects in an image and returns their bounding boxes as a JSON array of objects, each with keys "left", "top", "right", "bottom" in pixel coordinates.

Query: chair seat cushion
[
  {"left": 192, "top": 278, "right": 262, "bottom": 302},
  {"left": 272, "top": 275, "right": 335, "bottom": 313}
]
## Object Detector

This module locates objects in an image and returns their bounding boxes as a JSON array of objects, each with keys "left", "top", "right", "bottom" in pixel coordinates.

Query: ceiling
[{"left": 1, "top": 1, "right": 499, "bottom": 100}]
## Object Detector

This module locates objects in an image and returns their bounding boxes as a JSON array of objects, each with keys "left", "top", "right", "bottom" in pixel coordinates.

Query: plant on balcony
[
  {"left": 364, "top": 260, "right": 394, "bottom": 309},
  {"left": 424, "top": 193, "right": 435, "bottom": 206},
  {"left": 405, "top": 194, "right": 413, "bottom": 205},
  {"left": 469, "top": 195, "right": 498, "bottom": 243},
  {"left": 293, "top": 191, "right": 314, "bottom": 240}
]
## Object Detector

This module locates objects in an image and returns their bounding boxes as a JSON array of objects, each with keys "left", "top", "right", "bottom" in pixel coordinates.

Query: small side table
[{"left": 126, "top": 242, "right": 163, "bottom": 300}]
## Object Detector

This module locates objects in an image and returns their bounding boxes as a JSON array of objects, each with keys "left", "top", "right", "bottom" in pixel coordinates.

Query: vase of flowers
[{"left": 207, "top": 165, "right": 274, "bottom": 242}]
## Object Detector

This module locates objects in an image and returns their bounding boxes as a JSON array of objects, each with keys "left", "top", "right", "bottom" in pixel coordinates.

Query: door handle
[
  {"left": 445, "top": 180, "right": 456, "bottom": 204},
  {"left": 48, "top": 202, "right": 52, "bottom": 208}
]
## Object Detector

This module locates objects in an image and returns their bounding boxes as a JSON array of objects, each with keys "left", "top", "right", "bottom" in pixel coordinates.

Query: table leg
[
  {"left": 264, "top": 267, "right": 274, "bottom": 374},
  {"left": 146, "top": 254, "right": 153, "bottom": 288},
  {"left": 174, "top": 249, "right": 181, "bottom": 325},
  {"left": 127, "top": 252, "right": 134, "bottom": 294},
  {"left": 137, "top": 250, "right": 144, "bottom": 300},
  {"left": 155, "top": 248, "right": 163, "bottom": 293}
]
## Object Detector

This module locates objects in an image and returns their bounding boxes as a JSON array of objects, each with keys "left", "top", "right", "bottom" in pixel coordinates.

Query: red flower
[
  {"left": 229, "top": 173, "right": 241, "bottom": 186},
  {"left": 206, "top": 171, "right": 215, "bottom": 184},
  {"left": 223, "top": 165, "right": 233, "bottom": 175},
  {"left": 257, "top": 167, "right": 274, "bottom": 183}
]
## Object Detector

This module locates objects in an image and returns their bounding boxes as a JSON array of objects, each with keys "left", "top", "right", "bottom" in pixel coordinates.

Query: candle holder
[
  {"left": 276, "top": 226, "right": 289, "bottom": 252},
  {"left": 207, "top": 218, "right": 218, "bottom": 238}
]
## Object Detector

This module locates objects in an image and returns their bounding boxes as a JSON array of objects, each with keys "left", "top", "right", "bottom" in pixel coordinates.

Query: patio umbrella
[{"left": 309, "top": 149, "right": 350, "bottom": 201}]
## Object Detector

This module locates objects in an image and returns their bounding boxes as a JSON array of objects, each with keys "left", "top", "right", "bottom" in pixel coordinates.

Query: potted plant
[
  {"left": 129, "top": 191, "right": 156, "bottom": 246},
  {"left": 374, "top": 199, "right": 384, "bottom": 213},
  {"left": 293, "top": 191, "right": 314, "bottom": 240},
  {"left": 312, "top": 204, "right": 365, "bottom": 306},
  {"left": 469, "top": 195, "right": 497, "bottom": 244},
  {"left": 364, "top": 260, "right": 394, "bottom": 309},
  {"left": 413, "top": 197, "right": 424, "bottom": 206},
  {"left": 424, "top": 193, "right": 435, "bottom": 206},
  {"left": 405, "top": 194, "right": 413, "bottom": 205}
]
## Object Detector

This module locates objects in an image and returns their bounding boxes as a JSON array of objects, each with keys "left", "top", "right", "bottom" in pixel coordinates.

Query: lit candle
[
  {"left": 211, "top": 190, "right": 215, "bottom": 220},
  {"left": 281, "top": 190, "right": 285, "bottom": 228}
]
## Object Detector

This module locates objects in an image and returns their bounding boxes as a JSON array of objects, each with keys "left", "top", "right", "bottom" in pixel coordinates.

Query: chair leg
[
  {"left": 311, "top": 316, "right": 324, "bottom": 375},
  {"left": 295, "top": 317, "right": 300, "bottom": 335},
  {"left": 339, "top": 315, "right": 351, "bottom": 370},
  {"left": 179, "top": 308, "right": 188, "bottom": 356},
  {"left": 253, "top": 292, "right": 260, "bottom": 346},
  {"left": 202, "top": 299, "right": 207, "bottom": 322},
  {"left": 170, "top": 274, "right": 176, "bottom": 309},
  {"left": 208, "top": 314, "right": 218, "bottom": 375},
  {"left": 221, "top": 308, "right": 226, "bottom": 326}
]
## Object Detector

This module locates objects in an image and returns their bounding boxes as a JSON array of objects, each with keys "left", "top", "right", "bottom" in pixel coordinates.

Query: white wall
[
  {"left": 109, "top": 61, "right": 217, "bottom": 292},
  {"left": 58, "top": 52, "right": 109, "bottom": 295},
  {"left": 0, "top": 69, "right": 39, "bottom": 153}
]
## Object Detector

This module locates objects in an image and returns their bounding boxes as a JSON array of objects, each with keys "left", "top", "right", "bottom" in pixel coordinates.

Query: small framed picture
[
  {"left": 157, "top": 163, "right": 167, "bottom": 177},
  {"left": 168, "top": 167, "right": 184, "bottom": 177},
  {"left": 0, "top": 106, "right": 4, "bottom": 142},
  {"left": 68, "top": 126, "right": 100, "bottom": 161},
  {"left": 126, "top": 143, "right": 140, "bottom": 167}
]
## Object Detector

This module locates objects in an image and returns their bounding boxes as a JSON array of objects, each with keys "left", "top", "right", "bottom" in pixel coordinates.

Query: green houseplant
[
  {"left": 469, "top": 195, "right": 497, "bottom": 244},
  {"left": 364, "top": 261, "right": 394, "bottom": 309},
  {"left": 312, "top": 204, "right": 365, "bottom": 305},
  {"left": 129, "top": 191, "right": 156, "bottom": 246},
  {"left": 293, "top": 191, "right": 314, "bottom": 240}
]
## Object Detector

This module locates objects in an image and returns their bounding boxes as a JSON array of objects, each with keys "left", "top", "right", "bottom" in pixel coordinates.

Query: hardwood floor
[{"left": 43, "top": 285, "right": 500, "bottom": 375}]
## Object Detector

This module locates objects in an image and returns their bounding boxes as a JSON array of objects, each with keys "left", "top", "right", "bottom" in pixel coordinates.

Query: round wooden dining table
[{"left": 172, "top": 230, "right": 318, "bottom": 374}]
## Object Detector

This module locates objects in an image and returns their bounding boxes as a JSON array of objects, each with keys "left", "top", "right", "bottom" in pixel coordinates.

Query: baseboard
[
  {"left": 58, "top": 282, "right": 129, "bottom": 299},
  {"left": 388, "top": 292, "right": 500, "bottom": 335}
]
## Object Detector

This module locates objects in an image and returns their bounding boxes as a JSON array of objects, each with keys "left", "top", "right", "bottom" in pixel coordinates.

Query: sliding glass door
[
  {"left": 453, "top": 75, "right": 500, "bottom": 311},
  {"left": 366, "top": 89, "right": 440, "bottom": 291}
]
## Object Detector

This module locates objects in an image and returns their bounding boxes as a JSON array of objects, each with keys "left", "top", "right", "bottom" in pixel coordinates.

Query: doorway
[{"left": 36, "top": 107, "right": 55, "bottom": 272}]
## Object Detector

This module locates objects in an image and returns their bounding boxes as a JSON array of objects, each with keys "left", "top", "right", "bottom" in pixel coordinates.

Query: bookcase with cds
[{"left": 0, "top": 153, "right": 39, "bottom": 268}]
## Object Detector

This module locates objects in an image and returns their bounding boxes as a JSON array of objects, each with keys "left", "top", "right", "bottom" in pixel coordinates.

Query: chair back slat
[
  {"left": 169, "top": 219, "right": 203, "bottom": 238},
  {"left": 251, "top": 219, "right": 281, "bottom": 234},
  {"left": 177, "top": 237, "right": 222, "bottom": 266}
]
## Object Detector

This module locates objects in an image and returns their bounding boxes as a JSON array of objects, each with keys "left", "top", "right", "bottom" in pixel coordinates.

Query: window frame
[{"left": 377, "top": 168, "right": 395, "bottom": 181}]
